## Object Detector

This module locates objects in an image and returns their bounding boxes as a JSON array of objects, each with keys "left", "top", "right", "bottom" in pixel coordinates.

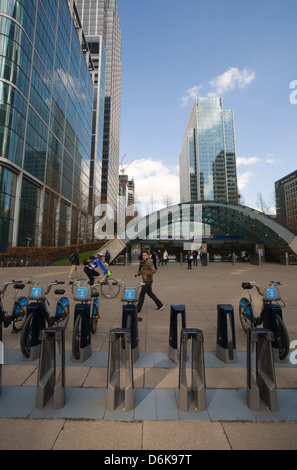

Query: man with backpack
[
  {"left": 69, "top": 248, "right": 80, "bottom": 279},
  {"left": 83, "top": 252, "right": 111, "bottom": 285}
]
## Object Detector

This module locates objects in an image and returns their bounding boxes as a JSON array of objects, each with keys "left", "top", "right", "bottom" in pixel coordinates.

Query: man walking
[
  {"left": 69, "top": 248, "right": 80, "bottom": 279},
  {"left": 135, "top": 251, "right": 164, "bottom": 314}
]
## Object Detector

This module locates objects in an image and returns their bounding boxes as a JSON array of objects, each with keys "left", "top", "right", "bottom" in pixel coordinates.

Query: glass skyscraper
[
  {"left": 0, "top": 0, "right": 94, "bottom": 250},
  {"left": 180, "top": 97, "right": 238, "bottom": 204},
  {"left": 76, "top": 0, "right": 122, "bottom": 212}
]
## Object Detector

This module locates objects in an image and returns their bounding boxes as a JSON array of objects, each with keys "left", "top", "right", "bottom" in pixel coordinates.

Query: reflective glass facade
[
  {"left": 0, "top": 0, "right": 94, "bottom": 250},
  {"left": 76, "top": 0, "right": 121, "bottom": 211},
  {"left": 180, "top": 97, "right": 238, "bottom": 204}
]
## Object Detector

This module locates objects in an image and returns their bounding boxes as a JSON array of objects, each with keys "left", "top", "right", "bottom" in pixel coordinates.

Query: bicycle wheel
[
  {"left": 239, "top": 299, "right": 254, "bottom": 332},
  {"left": 100, "top": 277, "right": 120, "bottom": 299},
  {"left": 54, "top": 303, "right": 69, "bottom": 329},
  {"left": 72, "top": 314, "right": 82, "bottom": 360},
  {"left": 20, "top": 312, "right": 33, "bottom": 358},
  {"left": 275, "top": 314, "right": 290, "bottom": 360}
]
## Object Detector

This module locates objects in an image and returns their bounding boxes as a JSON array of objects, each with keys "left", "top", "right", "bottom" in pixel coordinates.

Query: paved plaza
[{"left": 0, "top": 261, "right": 297, "bottom": 450}]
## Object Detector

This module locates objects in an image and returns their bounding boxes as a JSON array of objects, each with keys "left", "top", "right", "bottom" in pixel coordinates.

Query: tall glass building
[
  {"left": 0, "top": 0, "right": 95, "bottom": 251},
  {"left": 180, "top": 97, "right": 238, "bottom": 204},
  {"left": 76, "top": 0, "right": 122, "bottom": 212}
]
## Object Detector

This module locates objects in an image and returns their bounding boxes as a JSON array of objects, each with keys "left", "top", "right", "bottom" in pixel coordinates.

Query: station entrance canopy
[{"left": 114, "top": 202, "right": 297, "bottom": 257}]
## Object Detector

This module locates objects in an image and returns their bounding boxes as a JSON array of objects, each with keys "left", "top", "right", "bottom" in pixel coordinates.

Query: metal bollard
[
  {"left": 35, "top": 327, "right": 65, "bottom": 410},
  {"left": 106, "top": 328, "right": 134, "bottom": 412},
  {"left": 178, "top": 328, "right": 207, "bottom": 412},
  {"left": 216, "top": 304, "right": 237, "bottom": 363},
  {"left": 246, "top": 328, "right": 278, "bottom": 412},
  {"left": 122, "top": 304, "right": 139, "bottom": 363},
  {"left": 168, "top": 305, "right": 186, "bottom": 363}
]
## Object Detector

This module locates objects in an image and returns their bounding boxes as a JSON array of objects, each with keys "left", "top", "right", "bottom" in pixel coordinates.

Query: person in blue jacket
[{"left": 84, "top": 252, "right": 111, "bottom": 285}]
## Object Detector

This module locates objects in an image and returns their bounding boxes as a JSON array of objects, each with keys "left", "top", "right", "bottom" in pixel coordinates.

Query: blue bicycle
[
  {"left": 0, "top": 280, "right": 28, "bottom": 332},
  {"left": 70, "top": 280, "right": 100, "bottom": 360}
]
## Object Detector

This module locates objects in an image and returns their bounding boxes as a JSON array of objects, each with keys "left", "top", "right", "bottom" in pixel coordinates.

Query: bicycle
[
  {"left": 0, "top": 280, "right": 28, "bottom": 332},
  {"left": 99, "top": 273, "right": 121, "bottom": 299},
  {"left": 20, "top": 280, "right": 70, "bottom": 358},
  {"left": 239, "top": 281, "right": 290, "bottom": 360},
  {"left": 70, "top": 279, "right": 101, "bottom": 360}
]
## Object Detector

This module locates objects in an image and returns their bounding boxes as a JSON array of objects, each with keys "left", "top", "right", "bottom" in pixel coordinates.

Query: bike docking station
[
  {"left": 106, "top": 286, "right": 139, "bottom": 411},
  {"left": 168, "top": 304, "right": 186, "bottom": 364},
  {"left": 120, "top": 287, "right": 140, "bottom": 363},
  {"left": 246, "top": 328, "right": 278, "bottom": 412},
  {"left": 106, "top": 328, "right": 134, "bottom": 412},
  {"left": 22, "top": 286, "right": 46, "bottom": 362},
  {"left": 72, "top": 285, "right": 92, "bottom": 362},
  {"left": 35, "top": 326, "right": 65, "bottom": 410},
  {"left": 216, "top": 304, "right": 237, "bottom": 364},
  {"left": 178, "top": 328, "right": 207, "bottom": 413},
  {"left": 263, "top": 302, "right": 286, "bottom": 364}
]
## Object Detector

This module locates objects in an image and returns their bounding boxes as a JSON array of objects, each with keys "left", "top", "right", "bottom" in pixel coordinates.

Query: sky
[{"left": 117, "top": 0, "right": 297, "bottom": 215}]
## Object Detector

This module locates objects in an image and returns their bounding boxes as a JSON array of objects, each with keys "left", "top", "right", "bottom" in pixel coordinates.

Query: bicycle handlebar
[
  {"left": 241, "top": 281, "right": 282, "bottom": 296},
  {"left": 0, "top": 280, "right": 23, "bottom": 295}
]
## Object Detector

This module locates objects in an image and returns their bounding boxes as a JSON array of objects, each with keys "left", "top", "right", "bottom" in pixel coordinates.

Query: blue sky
[{"left": 117, "top": 0, "right": 296, "bottom": 214}]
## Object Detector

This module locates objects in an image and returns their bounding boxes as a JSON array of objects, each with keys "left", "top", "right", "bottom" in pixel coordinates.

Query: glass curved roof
[{"left": 120, "top": 201, "right": 296, "bottom": 249}]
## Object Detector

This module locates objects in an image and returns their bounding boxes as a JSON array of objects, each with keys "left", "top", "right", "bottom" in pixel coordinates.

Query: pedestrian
[
  {"left": 192, "top": 249, "right": 198, "bottom": 266},
  {"left": 69, "top": 248, "right": 80, "bottom": 279},
  {"left": 135, "top": 251, "right": 164, "bottom": 314},
  {"left": 151, "top": 251, "right": 158, "bottom": 270},
  {"left": 104, "top": 250, "right": 111, "bottom": 265},
  {"left": 157, "top": 249, "right": 163, "bottom": 266},
  {"left": 187, "top": 251, "right": 193, "bottom": 269},
  {"left": 83, "top": 252, "right": 111, "bottom": 285},
  {"left": 163, "top": 249, "right": 169, "bottom": 265}
]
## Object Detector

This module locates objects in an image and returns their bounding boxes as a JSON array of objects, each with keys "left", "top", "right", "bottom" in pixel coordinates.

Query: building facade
[
  {"left": 0, "top": 0, "right": 94, "bottom": 250},
  {"left": 179, "top": 97, "right": 238, "bottom": 204},
  {"left": 76, "top": 0, "right": 122, "bottom": 212},
  {"left": 275, "top": 170, "right": 297, "bottom": 234}
]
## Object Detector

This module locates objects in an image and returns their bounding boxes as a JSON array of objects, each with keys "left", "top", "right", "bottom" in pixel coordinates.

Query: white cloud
[
  {"left": 208, "top": 67, "right": 256, "bottom": 96},
  {"left": 237, "top": 156, "right": 261, "bottom": 166},
  {"left": 123, "top": 158, "right": 180, "bottom": 214},
  {"left": 181, "top": 66, "right": 256, "bottom": 106},
  {"left": 181, "top": 85, "right": 203, "bottom": 107},
  {"left": 237, "top": 171, "right": 255, "bottom": 190}
]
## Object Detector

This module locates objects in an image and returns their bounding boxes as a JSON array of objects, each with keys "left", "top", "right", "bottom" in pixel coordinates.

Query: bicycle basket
[
  {"left": 73, "top": 286, "right": 92, "bottom": 302},
  {"left": 263, "top": 287, "right": 281, "bottom": 301},
  {"left": 28, "top": 286, "right": 46, "bottom": 300}
]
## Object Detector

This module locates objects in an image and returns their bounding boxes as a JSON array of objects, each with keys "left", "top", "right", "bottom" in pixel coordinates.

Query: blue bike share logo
[
  {"left": 124, "top": 289, "right": 136, "bottom": 300},
  {"left": 31, "top": 287, "right": 42, "bottom": 297},
  {"left": 77, "top": 288, "right": 88, "bottom": 299}
]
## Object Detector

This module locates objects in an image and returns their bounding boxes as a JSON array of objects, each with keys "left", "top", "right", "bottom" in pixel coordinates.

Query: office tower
[
  {"left": 275, "top": 170, "right": 297, "bottom": 233},
  {"left": 0, "top": 0, "right": 94, "bottom": 250},
  {"left": 179, "top": 97, "right": 238, "bottom": 204},
  {"left": 76, "top": 0, "right": 122, "bottom": 211}
]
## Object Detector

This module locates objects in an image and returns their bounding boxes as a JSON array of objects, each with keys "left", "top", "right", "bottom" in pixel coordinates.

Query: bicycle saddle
[
  {"left": 13, "top": 283, "right": 25, "bottom": 289},
  {"left": 91, "top": 291, "right": 99, "bottom": 298},
  {"left": 54, "top": 289, "right": 65, "bottom": 295},
  {"left": 241, "top": 282, "right": 252, "bottom": 289}
]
